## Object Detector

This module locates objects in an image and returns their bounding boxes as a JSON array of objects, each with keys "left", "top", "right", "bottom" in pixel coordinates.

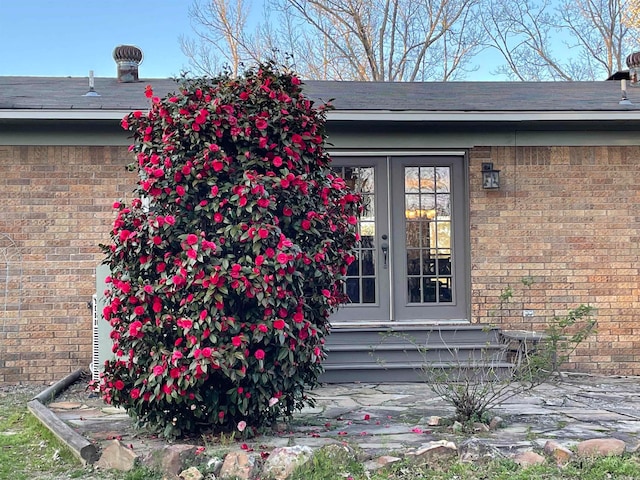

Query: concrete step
[
  {"left": 321, "top": 323, "right": 512, "bottom": 383},
  {"left": 325, "top": 344, "right": 508, "bottom": 365},
  {"left": 321, "top": 361, "right": 515, "bottom": 383}
]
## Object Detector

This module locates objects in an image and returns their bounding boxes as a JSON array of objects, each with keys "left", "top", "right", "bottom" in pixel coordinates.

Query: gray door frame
[{"left": 330, "top": 152, "right": 470, "bottom": 324}]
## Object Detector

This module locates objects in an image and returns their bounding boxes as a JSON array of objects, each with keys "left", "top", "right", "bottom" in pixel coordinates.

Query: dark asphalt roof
[{"left": 0, "top": 75, "right": 637, "bottom": 112}]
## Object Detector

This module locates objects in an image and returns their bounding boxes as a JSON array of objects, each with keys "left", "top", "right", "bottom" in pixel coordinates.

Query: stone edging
[{"left": 27, "top": 369, "right": 99, "bottom": 465}]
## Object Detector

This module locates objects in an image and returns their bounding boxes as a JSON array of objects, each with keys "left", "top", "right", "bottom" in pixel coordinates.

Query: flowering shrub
[{"left": 97, "top": 63, "right": 361, "bottom": 438}]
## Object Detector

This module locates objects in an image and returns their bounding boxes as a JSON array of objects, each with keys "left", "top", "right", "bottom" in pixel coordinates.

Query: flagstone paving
[{"left": 52, "top": 373, "right": 640, "bottom": 462}]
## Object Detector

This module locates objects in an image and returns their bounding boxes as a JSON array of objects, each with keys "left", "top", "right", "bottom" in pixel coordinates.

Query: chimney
[{"left": 113, "top": 45, "right": 143, "bottom": 83}]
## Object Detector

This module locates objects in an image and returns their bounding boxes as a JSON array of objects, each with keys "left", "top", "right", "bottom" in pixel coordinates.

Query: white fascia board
[
  {"left": 326, "top": 110, "right": 640, "bottom": 122},
  {"left": 2, "top": 108, "right": 640, "bottom": 122},
  {"left": 0, "top": 110, "right": 132, "bottom": 120}
]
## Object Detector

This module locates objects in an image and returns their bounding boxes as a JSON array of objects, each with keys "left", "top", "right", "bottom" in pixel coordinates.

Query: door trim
[{"left": 329, "top": 150, "right": 472, "bottom": 324}]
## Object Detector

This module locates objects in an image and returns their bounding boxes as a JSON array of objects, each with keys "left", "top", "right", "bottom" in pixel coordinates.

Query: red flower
[
  {"left": 186, "top": 234, "right": 198, "bottom": 245},
  {"left": 144, "top": 85, "right": 153, "bottom": 98},
  {"left": 114, "top": 380, "right": 125, "bottom": 390},
  {"left": 232, "top": 336, "right": 242, "bottom": 347},
  {"left": 255, "top": 118, "right": 268, "bottom": 130},
  {"left": 129, "top": 321, "right": 143, "bottom": 338},
  {"left": 130, "top": 388, "right": 140, "bottom": 399},
  {"left": 254, "top": 349, "right": 265, "bottom": 360},
  {"left": 177, "top": 318, "right": 193, "bottom": 330},
  {"left": 273, "top": 319, "right": 286, "bottom": 330},
  {"left": 301, "top": 220, "right": 311, "bottom": 230},
  {"left": 258, "top": 324, "right": 268, "bottom": 333},
  {"left": 276, "top": 253, "right": 288, "bottom": 264}
]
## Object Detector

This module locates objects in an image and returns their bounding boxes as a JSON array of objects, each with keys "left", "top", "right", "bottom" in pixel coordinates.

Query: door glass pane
[
  {"left": 420, "top": 167, "right": 436, "bottom": 193},
  {"left": 404, "top": 166, "right": 454, "bottom": 304},
  {"left": 407, "top": 250, "right": 420, "bottom": 275},
  {"left": 435, "top": 167, "right": 450, "bottom": 193},
  {"left": 406, "top": 222, "right": 420, "bottom": 247},
  {"left": 361, "top": 250, "right": 375, "bottom": 275},
  {"left": 362, "top": 279, "right": 376, "bottom": 303},
  {"left": 405, "top": 167, "right": 420, "bottom": 193},
  {"left": 408, "top": 277, "right": 421, "bottom": 303},
  {"left": 346, "top": 278, "right": 360, "bottom": 303},
  {"left": 332, "top": 166, "right": 377, "bottom": 305}
]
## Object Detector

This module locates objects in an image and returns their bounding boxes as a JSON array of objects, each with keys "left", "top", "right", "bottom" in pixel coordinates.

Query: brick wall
[
  {"left": 0, "top": 146, "right": 135, "bottom": 383},
  {"left": 1, "top": 143, "right": 639, "bottom": 382},
  {"left": 470, "top": 145, "right": 640, "bottom": 375}
]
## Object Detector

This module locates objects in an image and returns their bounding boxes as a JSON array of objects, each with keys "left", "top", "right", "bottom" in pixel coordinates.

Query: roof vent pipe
[
  {"left": 625, "top": 52, "right": 640, "bottom": 86},
  {"left": 113, "top": 45, "right": 143, "bottom": 83}
]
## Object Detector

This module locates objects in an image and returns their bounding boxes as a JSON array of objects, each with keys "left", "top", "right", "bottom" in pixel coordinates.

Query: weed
[{"left": 289, "top": 445, "right": 365, "bottom": 480}]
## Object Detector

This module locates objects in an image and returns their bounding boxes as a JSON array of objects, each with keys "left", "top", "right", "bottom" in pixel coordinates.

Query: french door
[{"left": 331, "top": 155, "right": 468, "bottom": 323}]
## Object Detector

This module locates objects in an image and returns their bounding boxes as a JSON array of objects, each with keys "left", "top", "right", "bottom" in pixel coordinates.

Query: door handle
[{"left": 380, "top": 242, "right": 389, "bottom": 269}]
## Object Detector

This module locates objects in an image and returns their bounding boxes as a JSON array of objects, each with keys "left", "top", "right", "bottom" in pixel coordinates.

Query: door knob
[{"left": 380, "top": 242, "right": 389, "bottom": 269}]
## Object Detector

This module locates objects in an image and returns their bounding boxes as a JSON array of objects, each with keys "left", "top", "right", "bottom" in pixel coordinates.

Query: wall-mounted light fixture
[{"left": 482, "top": 162, "right": 500, "bottom": 189}]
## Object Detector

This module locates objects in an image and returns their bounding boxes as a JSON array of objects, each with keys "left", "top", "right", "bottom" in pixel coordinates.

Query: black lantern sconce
[{"left": 482, "top": 162, "right": 500, "bottom": 189}]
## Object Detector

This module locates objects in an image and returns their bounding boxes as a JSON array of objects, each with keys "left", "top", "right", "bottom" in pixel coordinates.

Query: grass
[
  {"left": 289, "top": 447, "right": 640, "bottom": 480},
  {"left": 0, "top": 388, "right": 81, "bottom": 480},
  {"left": 0, "top": 387, "right": 162, "bottom": 480}
]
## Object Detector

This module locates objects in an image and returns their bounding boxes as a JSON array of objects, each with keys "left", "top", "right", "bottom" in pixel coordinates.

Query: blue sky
[
  {"left": 0, "top": 1, "right": 193, "bottom": 78},
  {"left": 0, "top": 1, "right": 503, "bottom": 80}
]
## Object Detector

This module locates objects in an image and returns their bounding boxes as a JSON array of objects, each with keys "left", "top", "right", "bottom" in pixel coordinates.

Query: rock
[
  {"left": 101, "top": 406, "right": 128, "bottom": 415},
  {"left": 451, "top": 421, "right": 463, "bottom": 433},
  {"left": 513, "top": 451, "right": 546, "bottom": 467},
  {"left": 576, "top": 438, "right": 626, "bottom": 457},
  {"left": 458, "top": 438, "right": 503, "bottom": 464},
  {"left": 427, "top": 416, "right": 442, "bottom": 426},
  {"left": 489, "top": 416, "right": 504, "bottom": 430},
  {"left": 143, "top": 444, "right": 200, "bottom": 477},
  {"left": 206, "top": 456, "right": 224, "bottom": 476},
  {"left": 364, "top": 455, "right": 402, "bottom": 472},
  {"left": 410, "top": 440, "right": 458, "bottom": 464},
  {"left": 376, "top": 455, "right": 402, "bottom": 467},
  {"left": 219, "top": 451, "right": 260, "bottom": 480},
  {"left": 95, "top": 439, "right": 138, "bottom": 471},
  {"left": 543, "top": 440, "right": 573, "bottom": 466},
  {"left": 318, "top": 443, "right": 357, "bottom": 462},
  {"left": 48, "top": 401, "right": 82, "bottom": 410},
  {"left": 473, "top": 422, "right": 490, "bottom": 433},
  {"left": 261, "top": 446, "right": 313, "bottom": 480},
  {"left": 179, "top": 466, "right": 204, "bottom": 480}
]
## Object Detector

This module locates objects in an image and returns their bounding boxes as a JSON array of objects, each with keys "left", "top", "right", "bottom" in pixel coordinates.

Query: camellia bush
[{"left": 96, "top": 63, "right": 361, "bottom": 438}]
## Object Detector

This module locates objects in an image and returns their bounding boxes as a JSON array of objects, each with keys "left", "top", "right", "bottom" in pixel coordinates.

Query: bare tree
[
  {"left": 482, "top": 0, "right": 640, "bottom": 80},
  {"left": 180, "top": 0, "right": 264, "bottom": 76},
  {"left": 277, "top": 0, "right": 486, "bottom": 81},
  {"left": 182, "top": 0, "right": 486, "bottom": 80}
]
